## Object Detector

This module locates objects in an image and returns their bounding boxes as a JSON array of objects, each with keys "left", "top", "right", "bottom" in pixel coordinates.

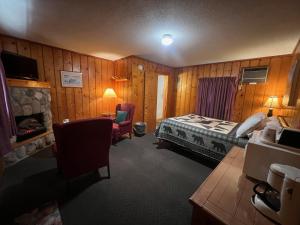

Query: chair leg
[
  {"left": 129, "top": 132, "right": 132, "bottom": 139},
  {"left": 107, "top": 164, "right": 110, "bottom": 178}
]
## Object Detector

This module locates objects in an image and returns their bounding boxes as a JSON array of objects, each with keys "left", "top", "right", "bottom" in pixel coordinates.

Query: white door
[{"left": 156, "top": 75, "right": 168, "bottom": 121}]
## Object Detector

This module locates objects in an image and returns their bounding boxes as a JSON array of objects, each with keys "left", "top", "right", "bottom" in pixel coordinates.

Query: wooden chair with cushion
[{"left": 112, "top": 103, "right": 135, "bottom": 141}]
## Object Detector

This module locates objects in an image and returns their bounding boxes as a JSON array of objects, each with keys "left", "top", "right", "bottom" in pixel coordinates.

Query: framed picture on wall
[{"left": 61, "top": 71, "right": 83, "bottom": 87}]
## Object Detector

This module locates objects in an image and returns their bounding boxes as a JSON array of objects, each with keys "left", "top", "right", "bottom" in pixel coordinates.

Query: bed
[{"left": 155, "top": 114, "right": 248, "bottom": 161}]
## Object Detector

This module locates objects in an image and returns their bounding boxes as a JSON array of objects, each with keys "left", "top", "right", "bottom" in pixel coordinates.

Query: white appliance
[
  {"left": 251, "top": 163, "right": 300, "bottom": 225},
  {"left": 243, "top": 131, "right": 300, "bottom": 181}
]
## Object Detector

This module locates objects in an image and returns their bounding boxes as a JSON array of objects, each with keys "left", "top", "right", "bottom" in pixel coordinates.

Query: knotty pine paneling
[
  {"left": 131, "top": 60, "right": 144, "bottom": 124},
  {"left": 287, "top": 40, "right": 300, "bottom": 128},
  {"left": 114, "top": 56, "right": 176, "bottom": 132},
  {"left": 3, "top": 34, "right": 299, "bottom": 129},
  {"left": 284, "top": 40, "right": 300, "bottom": 107},
  {"left": 144, "top": 66, "right": 158, "bottom": 132},
  {"left": 0, "top": 35, "right": 115, "bottom": 123},
  {"left": 0, "top": 34, "right": 176, "bottom": 132},
  {"left": 174, "top": 55, "right": 300, "bottom": 123}
]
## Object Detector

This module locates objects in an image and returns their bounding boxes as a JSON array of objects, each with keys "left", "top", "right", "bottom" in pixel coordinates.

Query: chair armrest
[{"left": 118, "top": 121, "right": 131, "bottom": 127}]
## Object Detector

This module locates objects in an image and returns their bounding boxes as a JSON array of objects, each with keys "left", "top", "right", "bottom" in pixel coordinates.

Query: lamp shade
[
  {"left": 103, "top": 88, "right": 117, "bottom": 98},
  {"left": 264, "top": 96, "right": 279, "bottom": 108}
]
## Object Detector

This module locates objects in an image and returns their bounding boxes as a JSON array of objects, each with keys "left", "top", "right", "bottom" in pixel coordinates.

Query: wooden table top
[
  {"left": 101, "top": 112, "right": 116, "bottom": 117},
  {"left": 189, "top": 146, "right": 275, "bottom": 225}
]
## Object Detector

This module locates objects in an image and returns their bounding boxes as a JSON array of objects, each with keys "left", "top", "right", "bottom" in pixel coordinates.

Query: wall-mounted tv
[{"left": 1, "top": 51, "right": 38, "bottom": 80}]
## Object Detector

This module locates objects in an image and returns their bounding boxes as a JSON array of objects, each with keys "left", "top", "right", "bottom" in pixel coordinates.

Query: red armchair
[
  {"left": 112, "top": 103, "right": 135, "bottom": 141},
  {"left": 52, "top": 118, "right": 113, "bottom": 178}
]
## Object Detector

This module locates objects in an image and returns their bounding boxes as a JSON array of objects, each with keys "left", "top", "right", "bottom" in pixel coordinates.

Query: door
[
  {"left": 156, "top": 75, "right": 168, "bottom": 122},
  {"left": 144, "top": 69, "right": 158, "bottom": 132}
]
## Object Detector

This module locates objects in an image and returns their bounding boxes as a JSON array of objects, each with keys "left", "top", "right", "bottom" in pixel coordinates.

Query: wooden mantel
[
  {"left": 6, "top": 78, "right": 51, "bottom": 89},
  {"left": 11, "top": 131, "right": 52, "bottom": 149}
]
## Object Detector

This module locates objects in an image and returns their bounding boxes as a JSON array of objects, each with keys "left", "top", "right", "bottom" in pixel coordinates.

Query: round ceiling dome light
[{"left": 161, "top": 34, "right": 173, "bottom": 46}]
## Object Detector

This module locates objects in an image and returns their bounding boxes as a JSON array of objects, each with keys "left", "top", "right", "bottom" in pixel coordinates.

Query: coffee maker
[{"left": 251, "top": 163, "right": 300, "bottom": 225}]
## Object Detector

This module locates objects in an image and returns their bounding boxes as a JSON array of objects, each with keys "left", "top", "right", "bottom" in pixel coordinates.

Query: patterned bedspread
[{"left": 155, "top": 114, "right": 248, "bottom": 161}]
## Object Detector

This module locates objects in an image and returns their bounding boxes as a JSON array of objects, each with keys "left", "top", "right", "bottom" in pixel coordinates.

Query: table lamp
[
  {"left": 103, "top": 88, "right": 117, "bottom": 115},
  {"left": 264, "top": 96, "right": 279, "bottom": 117}
]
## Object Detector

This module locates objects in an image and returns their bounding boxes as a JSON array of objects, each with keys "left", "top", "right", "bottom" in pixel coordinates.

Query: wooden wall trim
[
  {"left": 174, "top": 54, "right": 292, "bottom": 70},
  {"left": 0, "top": 33, "right": 96, "bottom": 59},
  {"left": 6, "top": 78, "right": 51, "bottom": 89}
]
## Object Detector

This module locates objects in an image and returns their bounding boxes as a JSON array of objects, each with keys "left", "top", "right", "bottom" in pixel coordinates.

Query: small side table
[{"left": 101, "top": 112, "right": 116, "bottom": 118}]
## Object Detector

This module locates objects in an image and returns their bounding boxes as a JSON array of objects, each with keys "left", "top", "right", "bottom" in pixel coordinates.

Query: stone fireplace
[
  {"left": 3, "top": 83, "right": 55, "bottom": 167},
  {"left": 15, "top": 112, "right": 47, "bottom": 142}
]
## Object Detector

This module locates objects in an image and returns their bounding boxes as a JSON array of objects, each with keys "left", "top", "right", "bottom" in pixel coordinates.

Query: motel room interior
[{"left": 0, "top": 1, "right": 300, "bottom": 225}]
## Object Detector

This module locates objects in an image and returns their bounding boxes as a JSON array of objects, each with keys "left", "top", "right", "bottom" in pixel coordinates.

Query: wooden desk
[{"left": 189, "top": 146, "right": 275, "bottom": 225}]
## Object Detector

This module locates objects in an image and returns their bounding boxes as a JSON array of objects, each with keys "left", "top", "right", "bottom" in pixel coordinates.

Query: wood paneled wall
[
  {"left": 2, "top": 34, "right": 299, "bottom": 129},
  {"left": 291, "top": 40, "right": 300, "bottom": 128},
  {"left": 114, "top": 56, "right": 176, "bottom": 132},
  {"left": 0, "top": 35, "right": 115, "bottom": 123},
  {"left": 0, "top": 35, "right": 175, "bottom": 132},
  {"left": 175, "top": 55, "right": 300, "bottom": 123}
]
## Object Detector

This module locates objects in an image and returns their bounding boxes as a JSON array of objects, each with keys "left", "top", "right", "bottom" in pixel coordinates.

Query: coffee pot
[{"left": 251, "top": 163, "right": 300, "bottom": 225}]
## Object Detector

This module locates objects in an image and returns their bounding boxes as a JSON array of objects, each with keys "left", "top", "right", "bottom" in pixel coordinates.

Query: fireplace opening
[{"left": 15, "top": 113, "right": 47, "bottom": 142}]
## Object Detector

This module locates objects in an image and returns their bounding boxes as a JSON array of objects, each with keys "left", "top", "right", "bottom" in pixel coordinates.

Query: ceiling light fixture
[{"left": 161, "top": 34, "right": 173, "bottom": 46}]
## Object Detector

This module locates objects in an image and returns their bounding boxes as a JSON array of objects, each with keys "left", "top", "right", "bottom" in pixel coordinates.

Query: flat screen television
[{"left": 1, "top": 51, "right": 38, "bottom": 80}]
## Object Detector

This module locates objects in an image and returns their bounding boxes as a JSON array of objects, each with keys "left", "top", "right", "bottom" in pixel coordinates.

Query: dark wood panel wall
[
  {"left": 291, "top": 40, "right": 300, "bottom": 128},
  {"left": 0, "top": 35, "right": 175, "bottom": 132},
  {"left": 114, "top": 56, "right": 176, "bottom": 132},
  {"left": 0, "top": 35, "right": 115, "bottom": 123},
  {"left": 175, "top": 55, "right": 300, "bottom": 124},
  {"left": 1, "top": 34, "right": 299, "bottom": 129}
]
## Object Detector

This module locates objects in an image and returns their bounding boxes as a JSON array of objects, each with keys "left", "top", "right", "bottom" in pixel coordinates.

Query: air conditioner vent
[{"left": 241, "top": 66, "right": 269, "bottom": 84}]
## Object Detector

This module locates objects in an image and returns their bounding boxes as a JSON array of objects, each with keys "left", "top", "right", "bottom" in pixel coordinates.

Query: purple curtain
[
  {"left": 0, "top": 59, "right": 17, "bottom": 156},
  {"left": 195, "top": 77, "right": 237, "bottom": 121}
]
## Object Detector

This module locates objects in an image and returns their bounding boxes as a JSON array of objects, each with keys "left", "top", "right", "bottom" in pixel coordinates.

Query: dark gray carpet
[{"left": 0, "top": 134, "right": 213, "bottom": 225}]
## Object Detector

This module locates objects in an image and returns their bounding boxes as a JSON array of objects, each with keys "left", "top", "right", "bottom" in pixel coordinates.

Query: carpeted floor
[{"left": 0, "top": 134, "right": 214, "bottom": 225}]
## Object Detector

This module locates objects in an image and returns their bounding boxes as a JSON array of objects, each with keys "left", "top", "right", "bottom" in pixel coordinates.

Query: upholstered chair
[
  {"left": 112, "top": 103, "right": 135, "bottom": 141},
  {"left": 52, "top": 118, "right": 112, "bottom": 178}
]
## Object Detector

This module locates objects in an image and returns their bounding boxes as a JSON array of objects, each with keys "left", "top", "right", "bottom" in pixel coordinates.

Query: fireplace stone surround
[
  {"left": 3, "top": 86, "right": 55, "bottom": 167},
  {"left": 15, "top": 112, "right": 47, "bottom": 142}
]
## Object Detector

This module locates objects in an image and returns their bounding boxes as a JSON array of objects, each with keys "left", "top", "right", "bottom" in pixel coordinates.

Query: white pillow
[{"left": 236, "top": 112, "right": 266, "bottom": 138}]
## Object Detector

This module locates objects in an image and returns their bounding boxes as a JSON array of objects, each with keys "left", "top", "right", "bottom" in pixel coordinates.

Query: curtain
[
  {"left": 195, "top": 77, "right": 237, "bottom": 121},
  {"left": 0, "top": 59, "right": 17, "bottom": 156}
]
